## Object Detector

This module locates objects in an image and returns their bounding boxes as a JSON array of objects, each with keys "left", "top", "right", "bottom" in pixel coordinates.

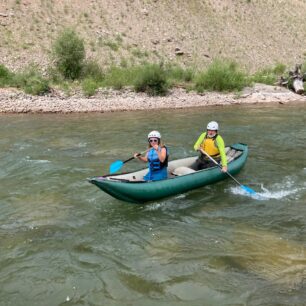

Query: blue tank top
[{"left": 144, "top": 147, "right": 168, "bottom": 181}]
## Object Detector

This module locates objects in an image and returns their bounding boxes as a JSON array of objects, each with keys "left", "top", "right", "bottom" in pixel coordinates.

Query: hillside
[{"left": 1, "top": 0, "right": 306, "bottom": 73}]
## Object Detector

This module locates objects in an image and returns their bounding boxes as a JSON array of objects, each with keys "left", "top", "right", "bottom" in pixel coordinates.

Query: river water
[{"left": 0, "top": 104, "right": 306, "bottom": 306}]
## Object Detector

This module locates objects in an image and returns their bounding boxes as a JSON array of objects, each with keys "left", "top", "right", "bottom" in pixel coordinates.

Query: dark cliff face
[{"left": 1, "top": 0, "right": 306, "bottom": 72}]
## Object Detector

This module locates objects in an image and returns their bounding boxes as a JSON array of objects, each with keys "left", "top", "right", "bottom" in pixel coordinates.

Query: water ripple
[{"left": 1, "top": 107, "right": 306, "bottom": 305}]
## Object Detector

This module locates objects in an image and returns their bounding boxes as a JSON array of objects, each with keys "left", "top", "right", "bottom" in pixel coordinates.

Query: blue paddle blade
[
  {"left": 109, "top": 160, "right": 123, "bottom": 174},
  {"left": 241, "top": 185, "right": 257, "bottom": 195}
]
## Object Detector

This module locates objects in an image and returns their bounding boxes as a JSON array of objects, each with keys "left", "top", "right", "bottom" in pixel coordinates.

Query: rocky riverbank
[{"left": 0, "top": 84, "right": 305, "bottom": 114}]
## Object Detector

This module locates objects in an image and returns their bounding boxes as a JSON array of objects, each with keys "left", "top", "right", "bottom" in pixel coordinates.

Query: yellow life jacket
[{"left": 200, "top": 136, "right": 220, "bottom": 157}]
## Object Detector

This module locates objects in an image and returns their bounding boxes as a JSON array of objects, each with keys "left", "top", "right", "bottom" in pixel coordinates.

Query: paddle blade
[
  {"left": 109, "top": 160, "right": 123, "bottom": 174},
  {"left": 241, "top": 185, "right": 257, "bottom": 195}
]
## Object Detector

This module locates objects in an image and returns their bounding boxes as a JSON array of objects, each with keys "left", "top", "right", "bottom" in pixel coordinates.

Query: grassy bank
[
  {"left": 0, "top": 60, "right": 290, "bottom": 97},
  {"left": 0, "top": 29, "right": 290, "bottom": 97}
]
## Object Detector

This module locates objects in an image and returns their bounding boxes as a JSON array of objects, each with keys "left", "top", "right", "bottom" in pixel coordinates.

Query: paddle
[
  {"left": 199, "top": 148, "right": 257, "bottom": 195},
  {"left": 109, "top": 151, "right": 147, "bottom": 174}
]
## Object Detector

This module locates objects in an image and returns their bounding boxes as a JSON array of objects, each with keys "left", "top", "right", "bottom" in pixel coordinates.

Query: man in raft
[{"left": 194, "top": 121, "right": 228, "bottom": 172}]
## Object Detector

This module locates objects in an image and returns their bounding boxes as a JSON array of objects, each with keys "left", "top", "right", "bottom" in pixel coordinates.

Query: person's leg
[
  {"left": 151, "top": 167, "right": 168, "bottom": 181},
  {"left": 207, "top": 157, "right": 221, "bottom": 168},
  {"left": 143, "top": 169, "right": 152, "bottom": 181},
  {"left": 195, "top": 158, "right": 209, "bottom": 170}
]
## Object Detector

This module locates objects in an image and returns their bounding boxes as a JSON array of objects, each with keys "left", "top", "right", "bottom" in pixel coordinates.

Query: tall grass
[
  {"left": 83, "top": 64, "right": 170, "bottom": 95},
  {"left": 250, "top": 63, "right": 286, "bottom": 85},
  {"left": 195, "top": 60, "right": 249, "bottom": 92},
  {"left": 0, "top": 64, "right": 49, "bottom": 95},
  {"left": 0, "top": 64, "right": 14, "bottom": 87},
  {"left": 165, "top": 64, "right": 194, "bottom": 84},
  {"left": 0, "top": 55, "right": 291, "bottom": 97},
  {"left": 301, "top": 60, "right": 306, "bottom": 75},
  {"left": 82, "top": 78, "right": 99, "bottom": 97},
  {"left": 101, "top": 66, "right": 137, "bottom": 90},
  {"left": 13, "top": 66, "right": 50, "bottom": 95},
  {"left": 82, "top": 60, "right": 104, "bottom": 81},
  {"left": 133, "top": 64, "right": 169, "bottom": 96}
]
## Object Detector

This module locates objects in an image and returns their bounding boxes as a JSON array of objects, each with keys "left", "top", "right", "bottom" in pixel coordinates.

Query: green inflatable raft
[{"left": 88, "top": 143, "right": 248, "bottom": 204}]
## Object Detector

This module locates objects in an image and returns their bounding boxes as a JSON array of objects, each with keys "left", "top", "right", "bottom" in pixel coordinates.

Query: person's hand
[
  {"left": 152, "top": 144, "right": 159, "bottom": 151},
  {"left": 221, "top": 166, "right": 227, "bottom": 173},
  {"left": 134, "top": 153, "right": 140, "bottom": 159}
]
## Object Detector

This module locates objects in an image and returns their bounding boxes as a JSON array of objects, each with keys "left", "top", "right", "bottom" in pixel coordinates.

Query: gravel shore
[{"left": 0, "top": 84, "right": 305, "bottom": 114}]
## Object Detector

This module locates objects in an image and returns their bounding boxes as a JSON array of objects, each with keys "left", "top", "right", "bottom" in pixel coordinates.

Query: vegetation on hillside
[
  {"left": 0, "top": 29, "right": 296, "bottom": 97},
  {"left": 195, "top": 60, "right": 249, "bottom": 92},
  {"left": 0, "top": 64, "right": 49, "bottom": 95},
  {"left": 52, "top": 29, "right": 85, "bottom": 80}
]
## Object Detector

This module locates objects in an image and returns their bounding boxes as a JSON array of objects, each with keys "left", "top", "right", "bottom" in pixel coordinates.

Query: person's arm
[
  {"left": 134, "top": 151, "right": 148, "bottom": 162},
  {"left": 193, "top": 132, "right": 206, "bottom": 151},
  {"left": 216, "top": 136, "right": 227, "bottom": 172},
  {"left": 152, "top": 144, "right": 167, "bottom": 162}
]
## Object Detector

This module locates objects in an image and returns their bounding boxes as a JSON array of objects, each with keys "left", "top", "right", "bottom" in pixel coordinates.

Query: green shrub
[
  {"left": 48, "top": 66, "right": 65, "bottom": 83},
  {"left": 24, "top": 77, "right": 49, "bottom": 95},
  {"left": 250, "top": 63, "right": 286, "bottom": 85},
  {"left": 57, "top": 80, "right": 74, "bottom": 96},
  {"left": 102, "top": 67, "right": 125, "bottom": 90},
  {"left": 82, "top": 60, "right": 104, "bottom": 82},
  {"left": 302, "top": 61, "right": 306, "bottom": 74},
  {"left": 134, "top": 64, "right": 169, "bottom": 96},
  {"left": 103, "top": 39, "right": 119, "bottom": 51},
  {"left": 250, "top": 69, "right": 277, "bottom": 85},
  {"left": 195, "top": 60, "right": 249, "bottom": 92},
  {"left": 0, "top": 64, "right": 49, "bottom": 95},
  {"left": 120, "top": 58, "right": 128, "bottom": 68},
  {"left": 165, "top": 64, "right": 194, "bottom": 83},
  {"left": 13, "top": 67, "right": 49, "bottom": 95},
  {"left": 131, "top": 48, "right": 149, "bottom": 58},
  {"left": 53, "top": 28, "right": 85, "bottom": 79},
  {"left": 82, "top": 78, "right": 99, "bottom": 97},
  {"left": 272, "top": 63, "right": 286, "bottom": 75},
  {"left": 0, "top": 64, "right": 14, "bottom": 87},
  {"left": 102, "top": 66, "right": 137, "bottom": 89}
]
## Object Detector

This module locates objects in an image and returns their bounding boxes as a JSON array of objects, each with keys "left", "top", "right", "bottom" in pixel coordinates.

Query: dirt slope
[{"left": 1, "top": 0, "right": 306, "bottom": 72}]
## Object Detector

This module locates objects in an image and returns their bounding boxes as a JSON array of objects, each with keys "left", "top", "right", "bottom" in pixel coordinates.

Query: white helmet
[
  {"left": 207, "top": 121, "right": 219, "bottom": 130},
  {"left": 148, "top": 130, "right": 161, "bottom": 139}
]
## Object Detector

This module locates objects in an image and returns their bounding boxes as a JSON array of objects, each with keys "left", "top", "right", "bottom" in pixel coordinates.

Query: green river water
[{"left": 0, "top": 104, "right": 306, "bottom": 306}]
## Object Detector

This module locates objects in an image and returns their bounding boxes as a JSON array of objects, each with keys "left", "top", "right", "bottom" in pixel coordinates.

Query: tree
[{"left": 53, "top": 29, "right": 85, "bottom": 79}]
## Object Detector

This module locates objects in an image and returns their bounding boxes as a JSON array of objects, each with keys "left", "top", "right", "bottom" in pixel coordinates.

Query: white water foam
[
  {"left": 77, "top": 142, "right": 87, "bottom": 148},
  {"left": 230, "top": 181, "right": 300, "bottom": 200},
  {"left": 24, "top": 156, "right": 51, "bottom": 164},
  {"left": 229, "top": 186, "right": 266, "bottom": 200},
  {"left": 145, "top": 203, "right": 164, "bottom": 211},
  {"left": 145, "top": 194, "right": 187, "bottom": 211}
]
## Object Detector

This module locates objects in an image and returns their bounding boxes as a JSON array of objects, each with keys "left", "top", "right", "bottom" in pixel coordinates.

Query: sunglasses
[{"left": 149, "top": 139, "right": 159, "bottom": 143}]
